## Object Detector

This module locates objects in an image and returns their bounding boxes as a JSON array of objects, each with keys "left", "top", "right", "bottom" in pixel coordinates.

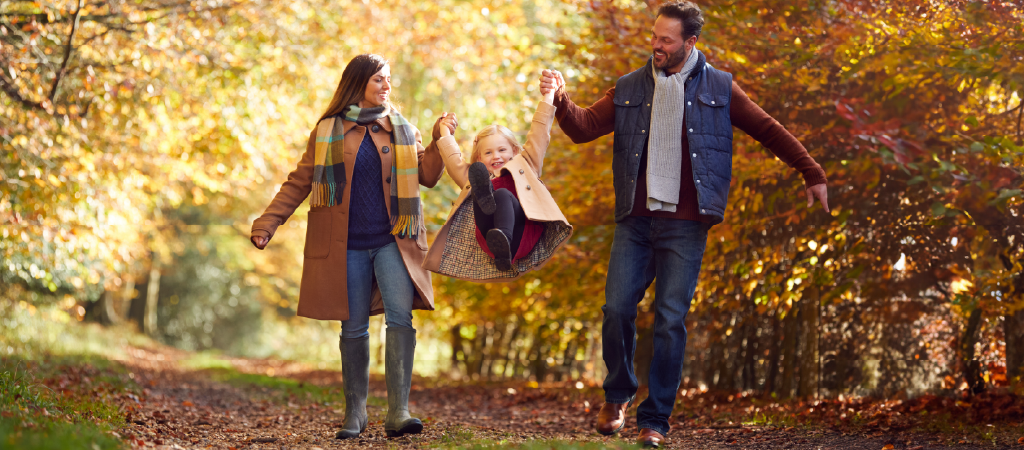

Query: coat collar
[{"left": 340, "top": 113, "right": 394, "bottom": 135}]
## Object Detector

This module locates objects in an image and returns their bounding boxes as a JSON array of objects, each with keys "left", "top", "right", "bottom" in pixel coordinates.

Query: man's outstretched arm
[
  {"left": 730, "top": 81, "right": 830, "bottom": 212},
  {"left": 540, "top": 70, "right": 615, "bottom": 144}
]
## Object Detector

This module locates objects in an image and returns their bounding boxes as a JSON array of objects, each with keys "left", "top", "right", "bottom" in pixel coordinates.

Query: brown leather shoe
[
  {"left": 638, "top": 428, "right": 664, "bottom": 448},
  {"left": 595, "top": 400, "right": 631, "bottom": 435}
]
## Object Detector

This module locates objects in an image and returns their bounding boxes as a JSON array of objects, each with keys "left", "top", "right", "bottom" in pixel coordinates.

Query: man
[{"left": 539, "top": 2, "right": 829, "bottom": 447}]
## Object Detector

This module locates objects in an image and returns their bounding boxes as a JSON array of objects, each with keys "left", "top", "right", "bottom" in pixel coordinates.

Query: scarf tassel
[
  {"left": 390, "top": 215, "right": 417, "bottom": 238},
  {"left": 311, "top": 182, "right": 339, "bottom": 208}
]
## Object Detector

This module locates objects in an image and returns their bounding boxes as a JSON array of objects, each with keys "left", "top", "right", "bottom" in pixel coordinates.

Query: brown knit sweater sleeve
[
  {"left": 552, "top": 86, "right": 616, "bottom": 144},
  {"left": 730, "top": 82, "right": 827, "bottom": 187}
]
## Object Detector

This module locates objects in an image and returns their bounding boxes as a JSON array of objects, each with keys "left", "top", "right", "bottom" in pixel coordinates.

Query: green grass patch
[
  {"left": 432, "top": 423, "right": 477, "bottom": 446},
  {"left": 743, "top": 410, "right": 799, "bottom": 428},
  {"left": 0, "top": 300, "right": 160, "bottom": 361},
  {"left": 0, "top": 360, "right": 136, "bottom": 450}
]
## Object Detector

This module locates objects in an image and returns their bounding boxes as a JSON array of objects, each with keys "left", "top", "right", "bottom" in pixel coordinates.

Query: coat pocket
[
  {"left": 303, "top": 210, "right": 332, "bottom": 259},
  {"left": 415, "top": 223, "right": 429, "bottom": 251}
]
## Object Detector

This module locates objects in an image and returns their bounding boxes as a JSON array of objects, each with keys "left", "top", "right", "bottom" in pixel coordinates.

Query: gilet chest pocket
[
  {"left": 613, "top": 94, "right": 644, "bottom": 110},
  {"left": 303, "top": 210, "right": 332, "bottom": 259},
  {"left": 697, "top": 93, "right": 729, "bottom": 107}
]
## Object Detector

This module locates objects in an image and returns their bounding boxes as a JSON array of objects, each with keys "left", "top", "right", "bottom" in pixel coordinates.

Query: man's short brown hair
[{"left": 657, "top": 1, "right": 704, "bottom": 40}]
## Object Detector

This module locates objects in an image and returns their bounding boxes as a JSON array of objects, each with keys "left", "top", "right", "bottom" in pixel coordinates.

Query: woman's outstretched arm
[
  {"left": 435, "top": 113, "right": 470, "bottom": 189},
  {"left": 251, "top": 129, "right": 317, "bottom": 248},
  {"left": 416, "top": 122, "right": 445, "bottom": 188}
]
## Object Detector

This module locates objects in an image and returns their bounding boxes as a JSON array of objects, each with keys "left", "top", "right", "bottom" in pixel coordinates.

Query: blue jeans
[
  {"left": 602, "top": 216, "right": 709, "bottom": 436},
  {"left": 341, "top": 242, "right": 415, "bottom": 339}
]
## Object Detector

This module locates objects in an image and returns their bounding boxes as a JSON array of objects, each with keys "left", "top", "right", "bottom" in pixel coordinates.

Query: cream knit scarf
[{"left": 647, "top": 47, "right": 699, "bottom": 212}]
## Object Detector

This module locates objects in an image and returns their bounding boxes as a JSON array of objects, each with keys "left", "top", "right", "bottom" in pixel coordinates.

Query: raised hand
[
  {"left": 438, "top": 112, "right": 458, "bottom": 138},
  {"left": 539, "top": 69, "right": 565, "bottom": 95},
  {"left": 432, "top": 112, "right": 459, "bottom": 140}
]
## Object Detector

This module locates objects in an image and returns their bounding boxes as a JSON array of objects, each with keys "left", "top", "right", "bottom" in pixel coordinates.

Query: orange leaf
[
  {"left": 882, "top": 445, "right": 894, "bottom": 450},
  {"left": 181, "top": 401, "right": 194, "bottom": 407}
]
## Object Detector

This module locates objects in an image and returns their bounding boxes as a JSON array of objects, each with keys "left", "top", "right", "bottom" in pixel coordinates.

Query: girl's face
[
  {"left": 476, "top": 134, "right": 517, "bottom": 175},
  {"left": 360, "top": 65, "right": 391, "bottom": 108}
]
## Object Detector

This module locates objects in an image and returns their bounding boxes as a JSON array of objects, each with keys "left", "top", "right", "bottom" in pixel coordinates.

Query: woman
[{"left": 250, "top": 54, "right": 448, "bottom": 439}]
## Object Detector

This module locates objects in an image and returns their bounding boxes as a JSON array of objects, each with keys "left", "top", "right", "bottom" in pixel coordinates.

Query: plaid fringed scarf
[{"left": 311, "top": 105, "right": 422, "bottom": 238}]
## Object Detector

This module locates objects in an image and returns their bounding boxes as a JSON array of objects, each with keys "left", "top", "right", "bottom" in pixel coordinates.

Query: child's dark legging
[{"left": 473, "top": 188, "right": 525, "bottom": 257}]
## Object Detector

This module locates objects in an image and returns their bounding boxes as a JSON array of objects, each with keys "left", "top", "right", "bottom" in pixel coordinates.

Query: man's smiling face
[{"left": 651, "top": 15, "right": 695, "bottom": 73}]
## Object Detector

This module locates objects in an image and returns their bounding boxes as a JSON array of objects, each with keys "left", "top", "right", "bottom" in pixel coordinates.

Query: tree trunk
[
  {"left": 95, "top": 290, "right": 121, "bottom": 325},
  {"left": 468, "top": 324, "right": 487, "bottom": 378},
  {"left": 963, "top": 307, "right": 986, "bottom": 394},
  {"left": 502, "top": 321, "right": 522, "bottom": 378},
  {"left": 143, "top": 263, "right": 161, "bottom": 336},
  {"left": 798, "top": 287, "right": 820, "bottom": 398},
  {"left": 715, "top": 337, "right": 731, "bottom": 390},
  {"left": 742, "top": 305, "right": 758, "bottom": 391},
  {"left": 527, "top": 325, "right": 546, "bottom": 381},
  {"left": 1004, "top": 310, "right": 1024, "bottom": 385},
  {"left": 780, "top": 303, "right": 800, "bottom": 398},
  {"left": 1001, "top": 254, "right": 1024, "bottom": 385},
  {"left": 763, "top": 309, "right": 781, "bottom": 395},
  {"left": 451, "top": 324, "right": 465, "bottom": 374},
  {"left": 587, "top": 322, "right": 602, "bottom": 382},
  {"left": 119, "top": 273, "right": 136, "bottom": 322}
]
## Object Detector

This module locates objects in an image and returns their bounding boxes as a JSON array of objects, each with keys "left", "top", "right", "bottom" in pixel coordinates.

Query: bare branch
[
  {"left": 1017, "top": 92, "right": 1023, "bottom": 145},
  {"left": 48, "top": 0, "right": 85, "bottom": 105}
]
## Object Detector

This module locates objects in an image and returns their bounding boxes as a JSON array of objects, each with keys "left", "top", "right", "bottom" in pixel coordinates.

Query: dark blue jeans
[{"left": 602, "top": 216, "right": 709, "bottom": 436}]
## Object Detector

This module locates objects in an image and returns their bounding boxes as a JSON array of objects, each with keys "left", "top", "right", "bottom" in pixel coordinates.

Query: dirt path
[{"left": 115, "top": 349, "right": 1005, "bottom": 449}]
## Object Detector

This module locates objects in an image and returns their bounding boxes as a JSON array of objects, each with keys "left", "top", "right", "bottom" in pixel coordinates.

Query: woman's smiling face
[
  {"left": 360, "top": 64, "right": 391, "bottom": 108},
  {"left": 476, "top": 134, "right": 517, "bottom": 175}
]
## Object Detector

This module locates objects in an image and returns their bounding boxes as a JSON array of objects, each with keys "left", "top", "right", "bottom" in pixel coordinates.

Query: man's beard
[{"left": 654, "top": 46, "right": 689, "bottom": 70}]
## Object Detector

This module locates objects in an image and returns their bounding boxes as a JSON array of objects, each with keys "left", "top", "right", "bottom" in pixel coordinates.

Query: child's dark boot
[
  {"left": 469, "top": 162, "right": 496, "bottom": 215},
  {"left": 486, "top": 228, "right": 513, "bottom": 271}
]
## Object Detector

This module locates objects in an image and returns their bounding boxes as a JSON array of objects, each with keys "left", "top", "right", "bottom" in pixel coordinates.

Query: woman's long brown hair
[{"left": 317, "top": 54, "right": 396, "bottom": 123}]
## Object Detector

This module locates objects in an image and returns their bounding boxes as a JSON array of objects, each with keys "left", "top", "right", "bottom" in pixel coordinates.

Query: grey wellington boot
[
  {"left": 335, "top": 336, "right": 369, "bottom": 439},
  {"left": 383, "top": 327, "right": 423, "bottom": 437}
]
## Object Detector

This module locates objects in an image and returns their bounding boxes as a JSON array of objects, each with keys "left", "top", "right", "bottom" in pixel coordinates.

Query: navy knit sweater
[{"left": 347, "top": 130, "right": 395, "bottom": 250}]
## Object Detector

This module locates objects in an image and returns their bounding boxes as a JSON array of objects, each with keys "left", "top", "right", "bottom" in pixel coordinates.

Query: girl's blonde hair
[{"left": 470, "top": 125, "right": 523, "bottom": 163}]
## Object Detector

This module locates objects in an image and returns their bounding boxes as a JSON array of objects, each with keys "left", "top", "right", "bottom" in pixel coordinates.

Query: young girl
[{"left": 422, "top": 82, "right": 573, "bottom": 280}]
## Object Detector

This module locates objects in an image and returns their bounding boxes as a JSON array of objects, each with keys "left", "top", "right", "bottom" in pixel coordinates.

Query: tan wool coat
[
  {"left": 251, "top": 115, "right": 444, "bottom": 321},
  {"left": 423, "top": 101, "right": 573, "bottom": 281}
]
